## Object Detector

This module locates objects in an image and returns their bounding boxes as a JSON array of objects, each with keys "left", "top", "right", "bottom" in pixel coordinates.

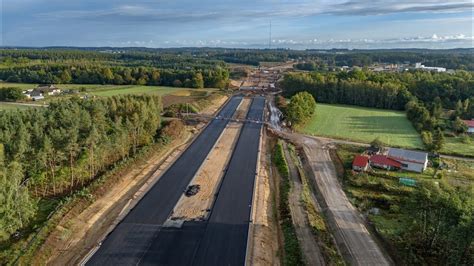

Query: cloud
[
  {"left": 33, "top": 0, "right": 473, "bottom": 25},
  {"left": 327, "top": 1, "right": 473, "bottom": 16}
]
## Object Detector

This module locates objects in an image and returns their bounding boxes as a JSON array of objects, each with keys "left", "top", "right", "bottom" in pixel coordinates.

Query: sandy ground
[
  {"left": 170, "top": 98, "right": 251, "bottom": 221},
  {"left": 248, "top": 130, "right": 281, "bottom": 266},
  {"left": 42, "top": 130, "right": 195, "bottom": 265},
  {"left": 199, "top": 95, "right": 229, "bottom": 116},
  {"left": 283, "top": 143, "right": 325, "bottom": 266},
  {"left": 170, "top": 122, "right": 241, "bottom": 221}
]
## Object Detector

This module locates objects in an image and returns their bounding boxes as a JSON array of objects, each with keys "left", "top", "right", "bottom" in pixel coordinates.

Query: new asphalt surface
[
  {"left": 192, "top": 96, "right": 265, "bottom": 266},
  {"left": 86, "top": 96, "right": 243, "bottom": 266},
  {"left": 138, "top": 96, "right": 265, "bottom": 266}
]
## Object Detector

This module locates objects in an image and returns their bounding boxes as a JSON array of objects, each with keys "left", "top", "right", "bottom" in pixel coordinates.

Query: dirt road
[
  {"left": 283, "top": 143, "right": 325, "bottom": 266},
  {"left": 291, "top": 134, "right": 391, "bottom": 265}
]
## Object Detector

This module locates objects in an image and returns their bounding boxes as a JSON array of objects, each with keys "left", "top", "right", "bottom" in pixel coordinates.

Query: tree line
[
  {"left": 4, "top": 47, "right": 472, "bottom": 70},
  {"left": 0, "top": 95, "right": 163, "bottom": 239},
  {"left": 280, "top": 70, "right": 412, "bottom": 110},
  {"left": 0, "top": 65, "right": 229, "bottom": 89},
  {"left": 280, "top": 69, "right": 474, "bottom": 151}
]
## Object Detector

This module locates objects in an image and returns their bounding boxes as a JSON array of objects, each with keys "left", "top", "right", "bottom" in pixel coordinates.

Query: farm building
[
  {"left": 463, "top": 120, "right": 474, "bottom": 133},
  {"left": 387, "top": 148, "right": 428, "bottom": 173},
  {"left": 352, "top": 155, "right": 369, "bottom": 171},
  {"left": 35, "top": 85, "right": 61, "bottom": 95},
  {"left": 369, "top": 155, "right": 402, "bottom": 171}
]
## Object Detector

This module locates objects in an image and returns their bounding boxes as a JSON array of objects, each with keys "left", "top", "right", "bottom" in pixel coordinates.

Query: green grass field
[
  {"left": 301, "top": 104, "right": 423, "bottom": 149},
  {"left": 441, "top": 136, "right": 474, "bottom": 157},
  {"left": 0, "top": 82, "right": 216, "bottom": 102},
  {"left": 0, "top": 102, "right": 41, "bottom": 111}
]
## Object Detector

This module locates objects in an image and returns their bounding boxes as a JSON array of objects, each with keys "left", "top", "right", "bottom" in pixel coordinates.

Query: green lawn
[
  {"left": 441, "top": 135, "right": 474, "bottom": 157},
  {"left": 0, "top": 102, "right": 41, "bottom": 111},
  {"left": 88, "top": 85, "right": 188, "bottom": 97},
  {"left": 0, "top": 82, "right": 216, "bottom": 102},
  {"left": 301, "top": 104, "right": 423, "bottom": 149}
]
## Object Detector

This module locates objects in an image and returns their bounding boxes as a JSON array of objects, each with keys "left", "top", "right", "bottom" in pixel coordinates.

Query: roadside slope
[{"left": 278, "top": 131, "right": 391, "bottom": 266}]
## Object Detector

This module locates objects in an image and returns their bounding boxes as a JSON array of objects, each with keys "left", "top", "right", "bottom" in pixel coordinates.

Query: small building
[
  {"left": 387, "top": 148, "right": 428, "bottom": 173},
  {"left": 414, "top": 63, "right": 446, "bottom": 73},
  {"left": 369, "top": 155, "right": 402, "bottom": 171},
  {"left": 463, "top": 120, "right": 474, "bottom": 134},
  {"left": 366, "top": 146, "right": 381, "bottom": 155},
  {"left": 352, "top": 155, "right": 369, "bottom": 171},
  {"left": 36, "top": 85, "right": 61, "bottom": 95}
]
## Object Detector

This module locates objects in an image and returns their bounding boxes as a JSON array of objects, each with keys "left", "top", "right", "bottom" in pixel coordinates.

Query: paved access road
[{"left": 87, "top": 96, "right": 243, "bottom": 266}]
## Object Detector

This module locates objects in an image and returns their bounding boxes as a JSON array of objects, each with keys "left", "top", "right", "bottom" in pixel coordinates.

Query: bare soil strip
[
  {"left": 283, "top": 143, "right": 325, "bottom": 266},
  {"left": 170, "top": 98, "right": 252, "bottom": 221},
  {"left": 248, "top": 131, "right": 281, "bottom": 266},
  {"left": 36, "top": 96, "right": 230, "bottom": 265},
  {"left": 43, "top": 129, "right": 196, "bottom": 265}
]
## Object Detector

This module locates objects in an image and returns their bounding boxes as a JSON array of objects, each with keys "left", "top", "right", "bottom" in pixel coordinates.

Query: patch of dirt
[
  {"left": 170, "top": 98, "right": 251, "bottom": 221},
  {"left": 283, "top": 143, "right": 325, "bottom": 266},
  {"left": 233, "top": 98, "right": 252, "bottom": 120},
  {"left": 162, "top": 95, "right": 200, "bottom": 108},
  {"left": 199, "top": 94, "right": 229, "bottom": 116},
  {"left": 38, "top": 128, "right": 197, "bottom": 265},
  {"left": 249, "top": 131, "right": 281, "bottom": 266},
  {"left": 170, "top": 122, "right": 242, "bottom": 221}
]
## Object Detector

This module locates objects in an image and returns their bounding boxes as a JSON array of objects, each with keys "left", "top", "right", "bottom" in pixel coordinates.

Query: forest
[
  {"left": 280, "top": 69, "right": 474, "bottom": 151},
  {"left": 0, "top": 95, "right": 162, "bottom": 239},
  {"left": 0, "top": 49, "right": 229, "bottom": 88}
]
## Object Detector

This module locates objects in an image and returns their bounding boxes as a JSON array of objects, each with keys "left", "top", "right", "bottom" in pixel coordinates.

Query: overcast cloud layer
[{"left": 1, "top": 0, "right": 473, "bottom": 49}]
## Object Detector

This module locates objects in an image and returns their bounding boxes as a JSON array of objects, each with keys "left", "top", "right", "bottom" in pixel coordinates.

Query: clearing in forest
[{"left": 301, "top": 104, "right": 423, "bottom": 149}]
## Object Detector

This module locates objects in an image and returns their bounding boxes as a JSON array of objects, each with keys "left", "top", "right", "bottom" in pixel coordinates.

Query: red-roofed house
[
  {"left": 463, "top": 120, "right": 474, "bottom": 134},
  {"left": 352, "top": 155, "right": 369, "bottom": 171},
  {"left": 369, "top": 155, "right": 403, "bottom": 171}
]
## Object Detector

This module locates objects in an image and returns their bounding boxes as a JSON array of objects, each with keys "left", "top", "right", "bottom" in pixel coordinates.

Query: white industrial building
[
  {"left": 415, "top": 63, "right": 446, "bottom": 72},
  {"left": 387, "top": 148, "right": 428, "bottom": 173}
]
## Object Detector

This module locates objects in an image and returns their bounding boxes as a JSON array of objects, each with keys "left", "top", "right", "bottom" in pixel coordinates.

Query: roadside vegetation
[
  {"left": 335, "top": 144, "right": 473, "bottom": 265},
  {"left": 1, "top": 117, "right": 188, "bottom": 264},
  {"left": 272, "top": 141, "right": 304, "bottom": 266},
  {"left": 0, "top": 95, "right": 166, "bottom": 261},
  {"left": 287, "top": 145, "right": 345, "bottom": 265}
]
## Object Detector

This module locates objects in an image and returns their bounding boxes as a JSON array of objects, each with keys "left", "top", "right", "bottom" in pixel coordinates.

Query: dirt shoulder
[
  {"left": 39, "top": 128, "right": 196, "bottom": 265},
  {"left": 283, "top": 143, "right": 325, "bottom": 266},
  {"left": 293, "top": 133, "right": 391, "bottom": 265},
  {"left": 36, "top": 95, "right": 230, "bottom": 265},
  {"left": 248, "top": 130, "right": 281, "bottom": 266},
  {"left": 269, "top": 127, "right": 391, "bottom": 265}
]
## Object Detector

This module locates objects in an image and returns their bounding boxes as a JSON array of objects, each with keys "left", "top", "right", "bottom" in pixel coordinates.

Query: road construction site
[{"left": 86, "top": 95, "right": 266, "bottom": 265}]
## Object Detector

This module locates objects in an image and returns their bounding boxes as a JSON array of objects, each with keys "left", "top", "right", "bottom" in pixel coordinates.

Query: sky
[{"left": 1, "top": 0, "right": 473, "bottom": 49}]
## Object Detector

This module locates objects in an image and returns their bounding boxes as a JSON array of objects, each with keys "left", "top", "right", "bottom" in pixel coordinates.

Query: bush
[
  {"left": 159, "top": 120, "right": 185, "bottom": 143},
  {"left": 0, "top": 87, "right": 25, "bottom": 101},
  {"left": 272, "top": 141, "right": 304, "bottom": 265}
]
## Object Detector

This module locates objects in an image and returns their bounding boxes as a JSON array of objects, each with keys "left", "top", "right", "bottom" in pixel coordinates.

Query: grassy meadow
[
  {"left": 0, "top": 82, "right": 217, "bottom": 105},
  {"left": 301, "top": 104, "right": 423, "bottom": 149},
  {"left": 0, "top": 102, "right": 42, "bottom": 111}
]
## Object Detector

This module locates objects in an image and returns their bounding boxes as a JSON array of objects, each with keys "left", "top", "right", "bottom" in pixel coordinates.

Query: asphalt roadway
[
  {"left": 192, "top": 96, "right": 265, "bottom": 266},
  {"left": 86, "top": 96, "right": 243, "bottom": 265},
  {"left": 136, "top": 96, "right": 266, "bottom": 266}
]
